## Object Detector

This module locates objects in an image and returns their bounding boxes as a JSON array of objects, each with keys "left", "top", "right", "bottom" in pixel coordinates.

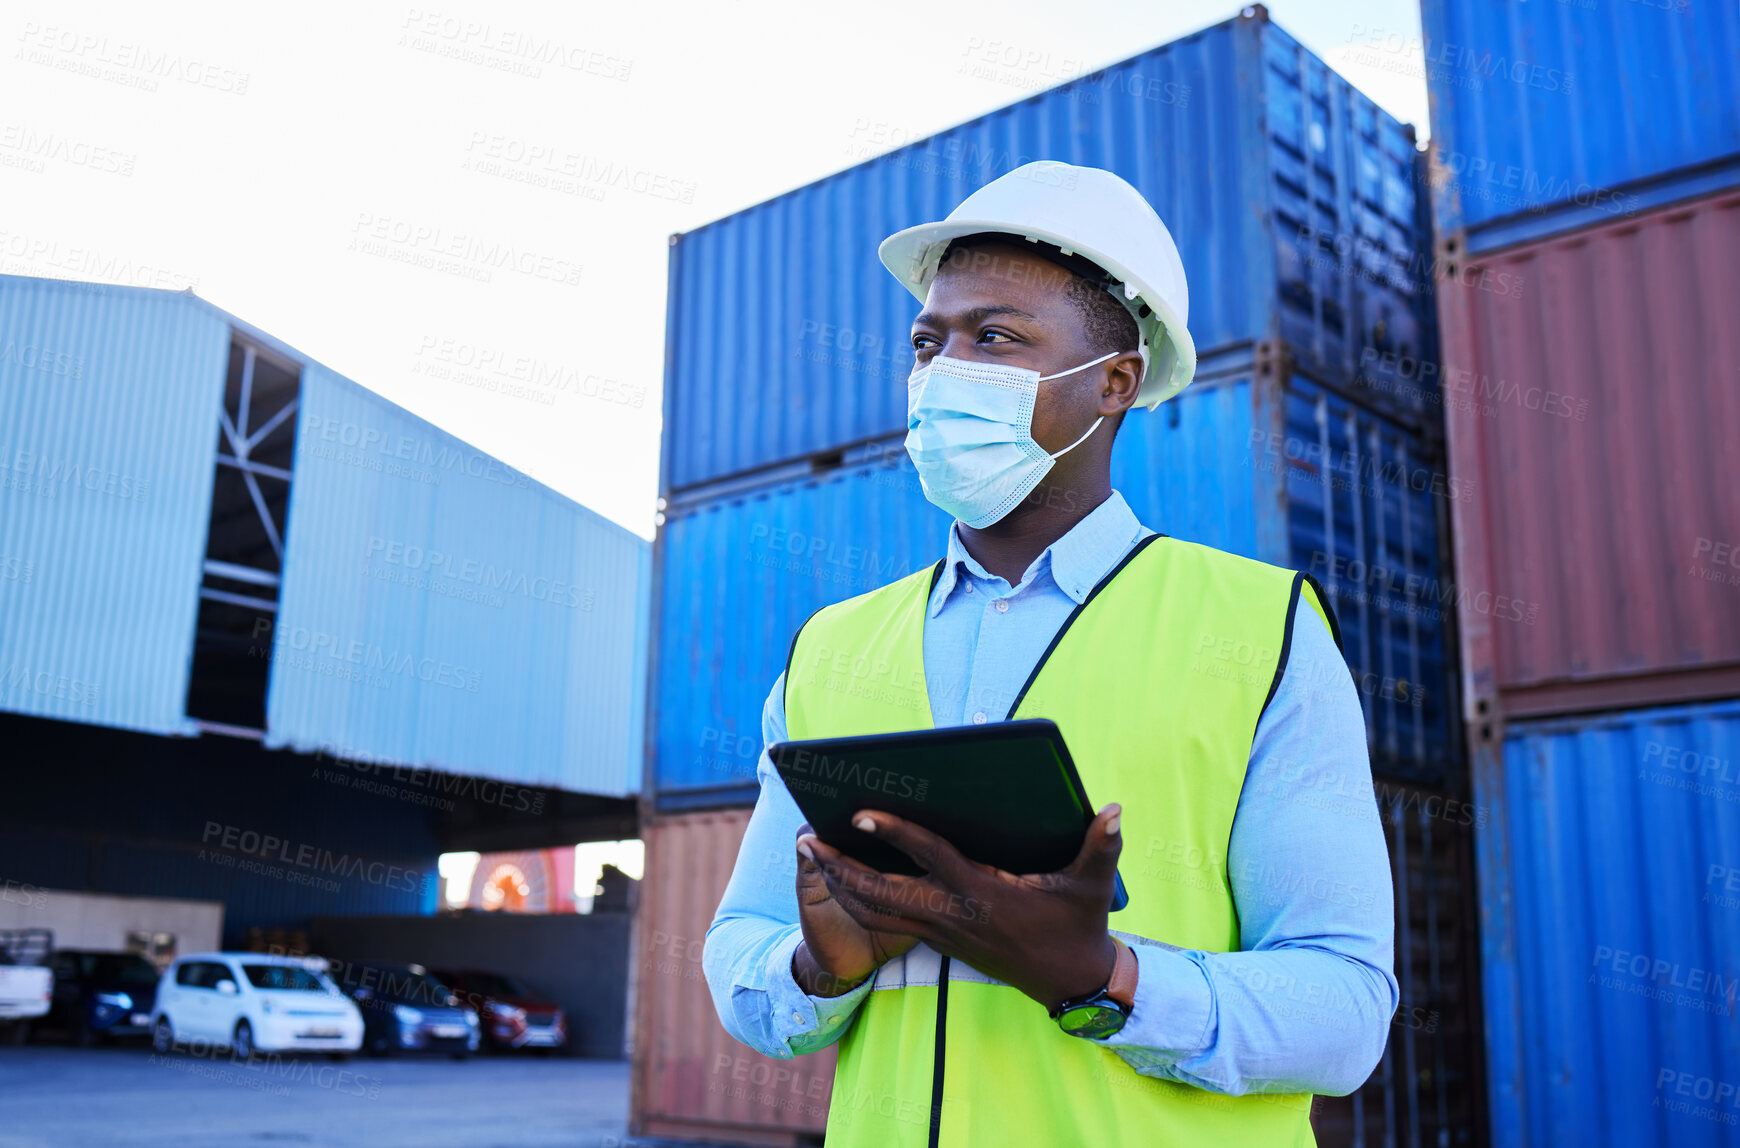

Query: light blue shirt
[{"left": 702, "top": 490, "right": 1399, "bottom": 1097}]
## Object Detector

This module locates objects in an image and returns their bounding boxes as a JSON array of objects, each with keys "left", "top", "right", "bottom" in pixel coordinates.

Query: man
[{"left": 703, "top": 161, "right": 1397, "bottom": 1147}]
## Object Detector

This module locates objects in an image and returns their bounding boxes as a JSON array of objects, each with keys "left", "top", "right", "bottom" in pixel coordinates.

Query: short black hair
[{"left": 939, "top": 232, "right": 1140, "bottom": 361}]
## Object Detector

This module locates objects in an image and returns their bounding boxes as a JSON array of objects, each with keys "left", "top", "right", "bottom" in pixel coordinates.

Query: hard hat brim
[{"left": 878, "top": 217, "right": 1196, "bottom": 409}]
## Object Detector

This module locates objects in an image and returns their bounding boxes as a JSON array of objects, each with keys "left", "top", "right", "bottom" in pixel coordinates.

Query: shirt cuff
[
  {"left": 762, "top": 928, "right": 875, "bottom": 1052},
  {"left": 1099, "top": 942, "right": 1214, "bottom": 1066}
]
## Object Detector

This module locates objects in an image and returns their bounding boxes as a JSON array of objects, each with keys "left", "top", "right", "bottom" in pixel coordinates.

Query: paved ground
[{"left": 0, "top": 1044, "right": 723, "bottom": 1148}]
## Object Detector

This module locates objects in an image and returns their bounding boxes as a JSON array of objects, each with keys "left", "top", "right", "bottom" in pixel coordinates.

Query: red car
[{"left": 431, "top": 969, "right": 565, "bottom": 1053}]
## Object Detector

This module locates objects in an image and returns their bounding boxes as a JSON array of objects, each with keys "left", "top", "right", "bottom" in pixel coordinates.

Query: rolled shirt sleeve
[
  {"left": 1100, "top": 614, "right": 1401, "bottom": 1096},
  {"left": 703, "top": 671, "right": 875, "bottom": 1060}
]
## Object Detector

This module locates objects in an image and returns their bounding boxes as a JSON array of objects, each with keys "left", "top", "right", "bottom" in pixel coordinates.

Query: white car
[{"left": 151, "top": 952, "right": 363, "bottom": 1058}]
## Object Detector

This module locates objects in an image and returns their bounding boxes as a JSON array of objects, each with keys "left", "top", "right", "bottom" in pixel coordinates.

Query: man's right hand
[{"left": 791, "top": 822, "right": 918, "bottom": 997}]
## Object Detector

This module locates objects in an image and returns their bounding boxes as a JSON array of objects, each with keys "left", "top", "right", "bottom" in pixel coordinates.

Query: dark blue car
[
  {"left": 327, "top": 959, "right": 480, "bottom": 1058},
  {"left": 42, "top": 950, "right": 161, "bottom": 1045}
]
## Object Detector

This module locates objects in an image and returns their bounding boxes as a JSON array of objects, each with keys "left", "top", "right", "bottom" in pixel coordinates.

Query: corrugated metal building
[
  {"left": 1420, "top": 0, "right": 1740, "bottom": 254},
  {"left": 269, "top": 362, "right": 650, "bottom": 796},
  {"left": 0, "top": 272, "right": 648, "bottom": 944},
  {"left": 0, "top": 278, "right": 232, "bottom": 736}
]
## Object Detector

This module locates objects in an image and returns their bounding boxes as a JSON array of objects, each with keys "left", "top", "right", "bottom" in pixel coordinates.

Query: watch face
[{"left": 1056, "top": 1000, "right": 1128, "bottom": 1040}]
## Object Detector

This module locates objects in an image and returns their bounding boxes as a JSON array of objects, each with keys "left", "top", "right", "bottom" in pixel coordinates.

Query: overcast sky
[{"left": 2, "top": 0, "right": 1429, "bottom": 540}]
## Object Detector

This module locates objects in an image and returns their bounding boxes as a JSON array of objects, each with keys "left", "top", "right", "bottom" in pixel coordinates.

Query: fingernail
[
  {"left": 1107, "top": 805, "right": 1121, "bottom": 835},
  {"left": 797, "top": 838, "right": 814, "bottom": 861},
  {"left": 854, "top": 816, "right": 876, "bottom": 833}
]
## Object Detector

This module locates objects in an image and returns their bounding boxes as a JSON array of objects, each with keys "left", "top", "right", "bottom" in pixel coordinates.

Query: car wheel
[
  {"left": 366, "top": 1029, "right": 393, "bottom": 1057},
  {"left": 448, "top": 1052, "right": 469, "bottom": 1061},
  {"left": 73, "top": 1017, "right": 94, "bottom": 1048},
  {"left": 233, "top": 1020, "right": 255, "bottom": 1060},
  {"left": 3, "top": 1022, "right": 27, "bottom": 1047},
  {"left": 151, "top": 1018, "right": 175, "bottom": 1055},
  {"left": 326, "top": 1052, "right": 351, "bottom": 1062}
]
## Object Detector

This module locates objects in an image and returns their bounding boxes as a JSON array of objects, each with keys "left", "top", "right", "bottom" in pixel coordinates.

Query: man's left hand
[{"left": 802, "top": 804, "right": 1123, "bottom": 1012}]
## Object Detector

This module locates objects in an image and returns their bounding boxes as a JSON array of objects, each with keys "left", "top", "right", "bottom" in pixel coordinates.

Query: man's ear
[{"left": 1098, "top": 352, "right": 1144, "bottom": 416}]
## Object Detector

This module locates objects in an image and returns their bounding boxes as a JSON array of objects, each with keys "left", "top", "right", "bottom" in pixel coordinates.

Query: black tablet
[{"left": 769, "top": 718, "right": 1129, "bottom": 912}]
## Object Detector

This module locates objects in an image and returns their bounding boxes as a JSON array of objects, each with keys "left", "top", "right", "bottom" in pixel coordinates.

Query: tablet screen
[{"left": 770, "top": 719, "right": 1128, "bottom": 911}]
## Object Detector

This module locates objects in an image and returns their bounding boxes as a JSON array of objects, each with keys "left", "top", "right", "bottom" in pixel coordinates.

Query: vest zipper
[{"left": 928, "top": 955, "right": 950, "bottom": 1148}]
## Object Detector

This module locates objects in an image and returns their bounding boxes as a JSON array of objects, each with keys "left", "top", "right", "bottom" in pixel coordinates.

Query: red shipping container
[
  {"left": 630, "top": 808, "right": 834, "bottom": 1146},
  {"left": 1436, "top": 189, "right": 1740, "bottom": 725}
]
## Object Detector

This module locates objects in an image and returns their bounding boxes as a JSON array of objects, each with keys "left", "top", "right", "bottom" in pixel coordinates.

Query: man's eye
[
  {"left": 980, "top": 330, "right": 1013, "bottom": 343},
  {"left": 912, "top": 334, "right": 937, "bottom": 349}
]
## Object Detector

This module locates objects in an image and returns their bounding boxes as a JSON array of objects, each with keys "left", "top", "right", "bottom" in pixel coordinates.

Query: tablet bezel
[{"left": 769, "top": 718, "right": 1129, "bottom": 912}]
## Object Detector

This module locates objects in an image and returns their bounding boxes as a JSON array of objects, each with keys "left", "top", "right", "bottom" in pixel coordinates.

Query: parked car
[
  {"left": 151, "top": 952, "right": 363, "bottom": 1058},
  {"left": 0, "top": 929, "right": 53, "bottom": 1045},
  {"left": 40, "top": 949, "right": 161, "bottom": 1045},
  {"left": 326, "top": 959, "right": 479, "bottom": 1058},
  {"left": 430, "top": 968, "right": 566, "bottom": 1052}
]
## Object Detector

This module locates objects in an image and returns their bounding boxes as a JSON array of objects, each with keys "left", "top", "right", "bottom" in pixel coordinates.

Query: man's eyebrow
[{"left": 911, "top": 304, "right": 1040, "bottom": 328}]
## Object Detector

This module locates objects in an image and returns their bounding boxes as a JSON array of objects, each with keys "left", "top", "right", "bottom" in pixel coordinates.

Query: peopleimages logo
[
  {"left": 200, "top": 822, "right": 433, "bottom": 895},
  {"left": 302, "top": 415, "right": 533, "bottom": 489}
]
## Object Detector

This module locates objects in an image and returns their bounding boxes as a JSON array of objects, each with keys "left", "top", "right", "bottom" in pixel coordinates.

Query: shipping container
[
  {"left": 1437, "top": 189, "right": 1740, "bottom": 724},
  {"left": 1473, "top": 698, "right": 1740, "bottom": 1147},
  {"left": 267, "top": 362, "right": 651, "bottom": 797},
  {"left": 1420, "top": 0, "right": 1740, "bottom": 253},
  {"left": 1314, "top": 777, "right": 1487, "bottom": 1148},
  {"left": 662, "top": 6, "right": 1430, "bottom": 492},
  {"left": 631, "top": 808, "right": 835, "bottom": 1145},
  {"left": 649, "top": 347, "right": 1455, "bottom": 803}
]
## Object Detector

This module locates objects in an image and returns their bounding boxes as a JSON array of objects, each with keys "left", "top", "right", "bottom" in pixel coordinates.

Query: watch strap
[{"left": 1105, "top": 937, "right": 1137, "bottom": 1009}]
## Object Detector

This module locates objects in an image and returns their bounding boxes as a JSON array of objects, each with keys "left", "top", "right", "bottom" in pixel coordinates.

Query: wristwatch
[{"left": 1050, "top": 937, "right": 1137, "bottom": 1040}]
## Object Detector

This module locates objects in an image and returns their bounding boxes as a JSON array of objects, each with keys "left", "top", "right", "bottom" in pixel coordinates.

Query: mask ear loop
[
  {"left": 1047, "top": 415, "right": 1104, "bottom": 460},
  {"left": 1035, "top": 348, "right": 1122, "bottom": 382},
  {"left": 1037, "top": 347, "right": 1123, "bottom": 459}
]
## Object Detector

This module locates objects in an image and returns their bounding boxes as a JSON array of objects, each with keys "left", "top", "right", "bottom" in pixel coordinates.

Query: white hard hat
[{"left": 878, "top": 161, "right": 1195, "bottom": 409}]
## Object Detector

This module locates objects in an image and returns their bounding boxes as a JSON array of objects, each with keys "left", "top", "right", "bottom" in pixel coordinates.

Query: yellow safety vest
[{"left": 783, "top": 533, "right": 1338, "bottom": 1147}]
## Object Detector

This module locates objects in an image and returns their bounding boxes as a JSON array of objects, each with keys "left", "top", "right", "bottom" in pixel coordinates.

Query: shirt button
[
  {"left": 972, "top": 712, "right": 987, "bottom": 725},
  {"left": 964, "top": 582, "right": 975, "bottom": 594},
  {"left": 994, "top": 599, "right": 1009, "bottom": 613},
  {"left": 792, "top": 1010, "right": 803, "bottom": 1024},
  {"left": 827, "top": 1016, "right": 840, "bottom": 1026}
]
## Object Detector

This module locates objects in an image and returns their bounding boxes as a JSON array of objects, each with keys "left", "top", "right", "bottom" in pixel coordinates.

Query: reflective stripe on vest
[{"left": 784, "top": 534, "right": 1338, "bottom": 1148}]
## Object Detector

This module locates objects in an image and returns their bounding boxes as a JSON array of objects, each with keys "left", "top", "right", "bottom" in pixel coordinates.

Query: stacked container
[
  {"left": 1420, "top": 2, "right": 1740, "bottom": 1143},
  {"left": 636, "top": 8, "right": 1476, "bottom": 1145}
]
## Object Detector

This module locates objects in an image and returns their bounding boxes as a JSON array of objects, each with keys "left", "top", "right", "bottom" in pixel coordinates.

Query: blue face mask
[{"left": 904, "top": 350, "right": 1121, "bottom": 528}]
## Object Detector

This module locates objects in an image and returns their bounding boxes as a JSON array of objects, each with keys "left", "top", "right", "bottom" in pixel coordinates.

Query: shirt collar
[{"left": 928, "top": 490, "right": 1145, "bottom": 616}]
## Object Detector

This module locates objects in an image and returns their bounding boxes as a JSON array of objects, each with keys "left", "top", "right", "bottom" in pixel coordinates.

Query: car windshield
[
  {"left": 241, "top": 964, "right": 327, "bottom": 991},
  {"left": 352, "top": 968, "right": 455, "bottom": 1006},
  {"left": 460, "top": 972, "right": 528, "bottom": 998},
  {"left": 81, "top": 954, "right": 160, "bottom": 985}
]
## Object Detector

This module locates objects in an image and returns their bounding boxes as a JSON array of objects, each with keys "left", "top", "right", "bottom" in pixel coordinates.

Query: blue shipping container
[
  {"left": 662, "top": 8, "right": 1427, "bottom": 491},
  {"left": 1476, "top": 699, "right": 1740, "bottom": 1147},
  {"left": 1421, "top": 0, "right": 1740, "bottom": 253},
  {"left": 651, "top": 354, "right": 1452, "bottom": 802}
]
